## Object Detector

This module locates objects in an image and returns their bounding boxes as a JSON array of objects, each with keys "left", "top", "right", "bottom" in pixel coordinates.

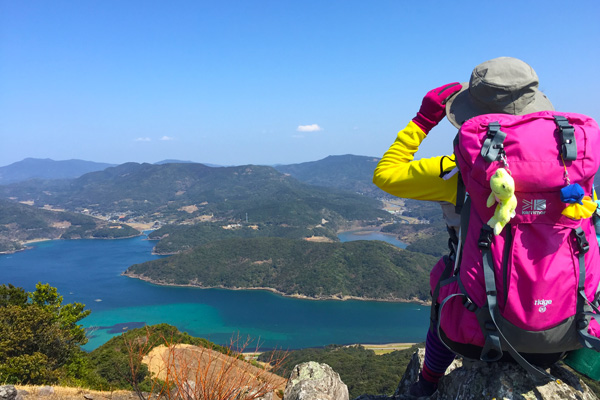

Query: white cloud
[
  {"left": 160, "top": 136, "right": 175, "bottom": 141},
  {"left": 135, "top": 137, "right": 152, "bottom": 142},
  {"left": 297, "top": 124, "right": 322, "bottom": 132}
]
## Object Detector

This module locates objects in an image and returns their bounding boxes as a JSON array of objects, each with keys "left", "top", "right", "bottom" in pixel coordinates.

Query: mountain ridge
[
  {"left": 0, "top": 158, "right": 116, "bottom": 184},
  {"left": 0, "top": 162, "right": 389, "bottom": 226}
]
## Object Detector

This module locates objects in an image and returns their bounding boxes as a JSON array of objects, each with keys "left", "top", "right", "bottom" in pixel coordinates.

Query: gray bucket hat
[{"left": 445, "top": 57, "right": 554, "bottom": 128}]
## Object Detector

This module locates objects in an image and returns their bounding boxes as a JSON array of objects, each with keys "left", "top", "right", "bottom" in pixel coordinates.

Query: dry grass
[
  {"left": 359, "top": 343, "right": 416, "bottom": 355},
  {"left": 14, "top": 385, "right": 138, "bottom": 400},
  {"left": 142, "top": 343, "right": 287, "bottom": 399},
  {"left": 123, "top": 329, "right": 288, "bottom": 400}
]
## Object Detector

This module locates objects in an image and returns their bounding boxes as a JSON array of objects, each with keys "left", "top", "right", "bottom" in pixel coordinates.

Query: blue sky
[{"left": 1, "top": 1, "right": 599, "bottom": 167}]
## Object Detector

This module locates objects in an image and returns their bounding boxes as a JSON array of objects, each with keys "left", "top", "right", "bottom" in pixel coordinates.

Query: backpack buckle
[
  {"left": 462, "top": 297, "right": 478, "bottom": 312},
  {"left": 554, "top": 115, "right": 577, "bottom": 161},
  {"left": 481, "top": 122, "right": 507, "bottom": 163},
  {"left": 478, "top": 225, "right": 494, "bottom": 250},
  {"left": 577, "top": 318, "right": 589, "bottom": 330},
  {"left": 575, "top": 228, "right": 589, "bottom": 254}
]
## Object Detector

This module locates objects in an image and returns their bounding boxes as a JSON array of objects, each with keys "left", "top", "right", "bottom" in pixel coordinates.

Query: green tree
[
  {"left": 0, "top": 284, "right": 28, "bottom": 306},
  {"left": 0, "top": 283, "right": 90, "bottom": 384}
]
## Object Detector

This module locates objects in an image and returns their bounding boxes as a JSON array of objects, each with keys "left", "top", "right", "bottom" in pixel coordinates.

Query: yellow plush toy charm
[{"left": 487, "top": 168, "right": 517, "bottom": 235}]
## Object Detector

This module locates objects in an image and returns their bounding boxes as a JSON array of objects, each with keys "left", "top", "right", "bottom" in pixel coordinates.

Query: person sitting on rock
[{"left": 373, "top": 56, "right": 555, "bottom": 397}]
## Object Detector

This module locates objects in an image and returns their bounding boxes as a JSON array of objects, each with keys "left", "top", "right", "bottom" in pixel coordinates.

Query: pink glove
[{"left": 412, "top": 82, "right": 462, "bottom": 134}]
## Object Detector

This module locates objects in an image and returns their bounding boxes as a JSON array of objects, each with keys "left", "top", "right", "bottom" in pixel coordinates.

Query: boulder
[
  {"left": 284, "top": 361, "right": 349, "bottom": 400},
  {"left": 429, "top": 360, "right": 598, "bottom": 400},
  {"left": 0, "top": 386, "right": 16, "bottom": 400},
  {"left": 356, "top": 348, "right": 598, "bottom": 400}
]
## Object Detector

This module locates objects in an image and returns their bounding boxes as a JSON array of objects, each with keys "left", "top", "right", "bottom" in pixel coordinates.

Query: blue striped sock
[{"left": 422, "top": 327, "right": 456, "bottom": 382}]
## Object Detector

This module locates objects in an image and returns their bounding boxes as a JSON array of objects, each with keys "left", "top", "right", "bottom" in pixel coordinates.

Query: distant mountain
[
  {"left": 0, "top": 158, "right": 115, "bottom": 185},
  {"left": 0, "top": 162, "right": 389, "bottom": 228},
  {"left": 274, "top": 154, "right": 387, "bottom": 198},
  {"left": 0, "top": 198, "right": 140, "bottom": 253},
  {"left": 154, "top": 159, "right": 197, "bottom": 164},
  {"left": 154, "top": 159, "right": 223, "bottom": 167}
]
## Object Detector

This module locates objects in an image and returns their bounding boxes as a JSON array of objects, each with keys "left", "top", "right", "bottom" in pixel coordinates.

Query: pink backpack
[{"left": 432, "top": 111, "right": 600, "bottom": 379}]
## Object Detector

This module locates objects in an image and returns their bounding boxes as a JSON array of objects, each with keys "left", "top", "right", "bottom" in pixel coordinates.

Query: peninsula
[{"left": 123, "top": 237, "right": 437, "bottom": 303}]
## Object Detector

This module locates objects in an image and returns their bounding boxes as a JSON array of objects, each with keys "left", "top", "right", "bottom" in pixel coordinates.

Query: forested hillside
[
  {"left": 0, "top": 199, "right": 139, "bottom": 253},
  {"left": 274, "top": 154, "right": 387, "bottom": 198},
  {"left": 147, "top": 222, "right": 338, "bottom": 254},
  {"left": 125, "top": 237, "right": 437, "bottom": 302}
]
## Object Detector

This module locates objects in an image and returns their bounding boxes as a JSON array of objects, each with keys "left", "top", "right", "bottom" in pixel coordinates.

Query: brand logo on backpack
[
  {"left": 534, "top": 299, "right": 552, "bottom": 313},
  {"left": 522, "top": 199, "right": 546, "bottom": 215}
]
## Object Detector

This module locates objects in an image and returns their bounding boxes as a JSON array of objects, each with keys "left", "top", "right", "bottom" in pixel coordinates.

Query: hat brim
[{"left": 445, "top": 83, "right": 554, "bottom": 129}]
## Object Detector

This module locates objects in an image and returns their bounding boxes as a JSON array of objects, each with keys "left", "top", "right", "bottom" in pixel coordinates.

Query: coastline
[
  {"left": 122, "top": 272, "right": 430, "bottom": 305},
  {"left": 0, "top": 233, "right": 145, "bottom": 255},
  {"left": 242, "top": 342, "right": 421, "bottom": 357}
]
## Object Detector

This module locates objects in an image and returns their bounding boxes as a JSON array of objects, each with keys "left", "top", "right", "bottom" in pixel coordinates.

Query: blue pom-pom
[{"left": 560, "top": 183, "right": 585, "bottom": 205}]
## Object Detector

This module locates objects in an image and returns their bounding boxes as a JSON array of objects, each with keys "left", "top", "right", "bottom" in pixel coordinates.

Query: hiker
[{"left": 373, "top": 57, "right": 557, "bottom": 397}]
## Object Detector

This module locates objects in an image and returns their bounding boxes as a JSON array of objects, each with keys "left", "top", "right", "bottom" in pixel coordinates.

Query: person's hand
[{"left": 412, "top": 82, "right": 462, "bottom": 134}]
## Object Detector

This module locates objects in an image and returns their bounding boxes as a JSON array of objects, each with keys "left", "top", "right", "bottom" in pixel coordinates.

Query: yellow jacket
[{"left": 373, "top": 121, "right": 458, "bottom": 204}]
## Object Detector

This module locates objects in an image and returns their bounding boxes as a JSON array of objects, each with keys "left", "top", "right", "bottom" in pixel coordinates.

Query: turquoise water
[
  {"left": 0, "top": 234, "right": 429, "bottom": 351},
  {"left": 338, "top": 230, "right": 407, "bottom": 248}
]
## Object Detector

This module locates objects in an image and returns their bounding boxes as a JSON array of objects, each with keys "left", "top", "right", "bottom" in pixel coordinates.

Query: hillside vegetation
[
  {"left": 259, "top": 344, "right": 424, "bottom": 399},
  {"left": 125, "top": 237, "right": 437, "bottom": 302},
  {"left": 148, "top": 222, "right": 337, "bottom": 254},
  {"left": 0, "top": 199, "right": 139, "bottom": 253},
  {"left": 274, "top": 154, "right": 388, "bottom": 198},
  {"left": 0, "top": 283, "right": 90, "bottom": 384}
]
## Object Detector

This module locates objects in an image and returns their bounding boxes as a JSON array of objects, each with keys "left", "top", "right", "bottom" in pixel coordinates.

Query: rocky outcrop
[
  {"left": 283, "top": 361, "right": 349, "bottom": 400},
  {"left": 284, "top": 350, "right": 598, "bottom": 400},
  {"left": 386, "top": 349, "right": 598, "bottom": 399},
  {"left": 0, "top": 386, "right": 16, "bottom": 400}
]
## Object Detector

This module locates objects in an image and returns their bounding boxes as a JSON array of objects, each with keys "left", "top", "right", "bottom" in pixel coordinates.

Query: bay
[
  {"left": 0, "top": 234, "right": 429, "bottom": 351},
  {"left": 338, "top": 230, "right": 407, "bottom": 248}
]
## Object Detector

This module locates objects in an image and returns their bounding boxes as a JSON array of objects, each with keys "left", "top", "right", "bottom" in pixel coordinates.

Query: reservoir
[{"left": 0, "top": 233, "right": 428, "bottom": 351}]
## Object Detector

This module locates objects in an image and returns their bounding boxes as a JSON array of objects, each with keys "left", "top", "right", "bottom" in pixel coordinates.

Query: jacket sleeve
[{"left": 373, "top": 121, "right": 458, "bottom": 204}]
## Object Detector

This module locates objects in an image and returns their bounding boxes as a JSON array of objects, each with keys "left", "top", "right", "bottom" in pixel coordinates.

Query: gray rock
[
  {"left": 427, "top": 360, "right": 598, "bottom": 400},
  {"left": 352, "top": 348, "right": 598, "bottom": 400},
  {"left": 15, "top": 390, "right": 28, "bottom": 400},
  {"left": 0, "top": 386, "right": 17, "bottom": 400},
  {"left": 364, "top": 348, "right": 598, "bottom": 400},
  {"left": 284, "top": 361, "right": 349, "bottom": 400}
]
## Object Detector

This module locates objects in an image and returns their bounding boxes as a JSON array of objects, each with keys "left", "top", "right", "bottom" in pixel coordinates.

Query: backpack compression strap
[
  {"left": 477, "top": 226, "right": 600, "bottom": 381},
  {"left": 574, "top": 228, "right": 600, "bottom": 351},
  {"left": 476, "top": 225, "right": 556, "bottom": 382}
]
